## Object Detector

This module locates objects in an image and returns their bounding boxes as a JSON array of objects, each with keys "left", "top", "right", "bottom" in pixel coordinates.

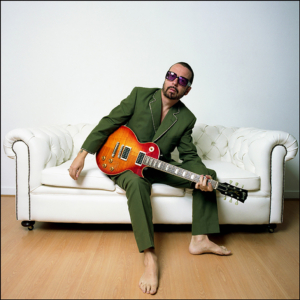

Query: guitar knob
[
  {"left": 109, "top": 159, "right": 113, "bottom": 163},
  {"left": 102, "top": 164, "right": 107, "bottom": 168},
  {"left": 102, "top": 156, "right": 106, "bottom": 161},
  {"left": 110, "top": 167, "right": 114, "bottom": 171}
]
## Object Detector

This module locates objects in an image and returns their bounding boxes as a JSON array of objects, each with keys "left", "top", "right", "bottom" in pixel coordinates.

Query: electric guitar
[{"left": 96, "top": 126, "right": 248, "bottom": 203}]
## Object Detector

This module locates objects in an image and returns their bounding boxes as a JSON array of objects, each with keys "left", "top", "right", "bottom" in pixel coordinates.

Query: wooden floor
[{"left": 1, "top": 196, "right": 299, "bottom": 299}]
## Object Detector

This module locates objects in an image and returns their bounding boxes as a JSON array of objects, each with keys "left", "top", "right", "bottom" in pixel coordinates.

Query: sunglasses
[{"left": 165, "top": 71, "right": 191, "bottom": 87}]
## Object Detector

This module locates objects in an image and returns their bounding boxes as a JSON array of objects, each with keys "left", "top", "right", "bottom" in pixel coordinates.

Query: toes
[
  {"left": 220, "top": 246, "right": 231, "bottom": 255},
  {"left": 139, "top": 282, "right": 146, "bottom": 293},
  {"left": 150, "top": 286, "right": 157, "bottom": 295},
  {"left": 146, "top": 284, "right": 151, "bottom": 294}
]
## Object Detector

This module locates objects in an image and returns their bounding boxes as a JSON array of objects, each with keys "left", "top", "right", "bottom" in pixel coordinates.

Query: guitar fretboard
[{"left": 142, "top": 155, "right": 218, "bottom": 189}]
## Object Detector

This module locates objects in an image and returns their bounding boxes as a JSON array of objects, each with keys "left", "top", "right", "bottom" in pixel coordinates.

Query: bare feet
[
  {"left": 139, "top": 248, "right": 159, "bottom": 295},
  {"left": 189, "top": 235, "right": 231, "bottom": 255}
]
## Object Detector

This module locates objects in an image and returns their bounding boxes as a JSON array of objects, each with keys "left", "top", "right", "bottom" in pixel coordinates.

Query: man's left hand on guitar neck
[{"left": 195, "top": 175, "right": 213, "bottom": 192}]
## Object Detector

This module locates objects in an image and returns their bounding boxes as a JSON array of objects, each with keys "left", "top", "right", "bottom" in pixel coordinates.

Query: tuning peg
[
  {"left": 229, "top": 198, "right": 232, "bottom": 203},
  {"left": 229, "top": 180, "right": 233, "bottom": 185},
  {"left": 235, "top": 200, "right": 238, "bottom": 205},
  {"left": 223, "top": 196, "right": 227, "bottom": 200},
  {"left": 235, "top": 182, "right": 239, "bottom": 187}
]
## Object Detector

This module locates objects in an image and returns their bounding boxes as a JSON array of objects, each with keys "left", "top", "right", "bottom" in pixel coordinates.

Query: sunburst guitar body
[{"left": 96, "top": 125, "right": 159, "bottom": 178}]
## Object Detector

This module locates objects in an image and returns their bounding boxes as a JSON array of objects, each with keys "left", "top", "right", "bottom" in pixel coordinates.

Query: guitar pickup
[
  {"left": 135, "top": 151, "right": 146, "bottom": 166},
  {"left": 120, "top": 146, "right": 131, "bottom": 161}
]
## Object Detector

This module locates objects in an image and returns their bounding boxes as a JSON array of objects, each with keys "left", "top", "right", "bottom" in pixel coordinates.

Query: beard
[{"left": 162, "top": 82, "right": 186, "bottom": 101}]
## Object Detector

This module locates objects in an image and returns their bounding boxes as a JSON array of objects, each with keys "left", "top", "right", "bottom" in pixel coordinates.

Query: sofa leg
[
  {"left": 267, "top": 224, "right": 277, "bottom": 233},
  {"left": 21, "top": 221, "right": 35, "bottom": 230}
]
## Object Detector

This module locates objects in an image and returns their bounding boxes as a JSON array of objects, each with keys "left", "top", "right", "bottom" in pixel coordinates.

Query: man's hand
[
  {"left": 195, "top": 175, "right": 213, "bottom": 192},
  {"left": 69, "top": 149, "right": 88, "bottom": 180}
]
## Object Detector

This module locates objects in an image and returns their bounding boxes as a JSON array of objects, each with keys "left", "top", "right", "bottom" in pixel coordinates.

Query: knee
[
  {"left": 126, "top": 176, "right": 151, "bottom": 193},
  {"left": 208, "top": 169, "right": 217, "bottom": 180}
]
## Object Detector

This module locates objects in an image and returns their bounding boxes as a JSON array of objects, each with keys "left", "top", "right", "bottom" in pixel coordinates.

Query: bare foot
[
  {"left": 189, "top": 235, "right": 231, "bottom": 255},
  {"left": 139, "top": 248, "right": 159, "bottom": 295}
]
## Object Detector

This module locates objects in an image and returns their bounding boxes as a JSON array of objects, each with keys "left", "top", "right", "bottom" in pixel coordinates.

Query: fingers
[
  {"left": 69, "top": 157, "right": 85, "bottom": 180},
  {"left": 69, "top": 166, "right": 82, "bottom": 180},
  {"left": 196, "top": 175, "right": 213, "bottom": 192},
  {"left": 69, "top": 167, "right": 76, "bottom": 180}
]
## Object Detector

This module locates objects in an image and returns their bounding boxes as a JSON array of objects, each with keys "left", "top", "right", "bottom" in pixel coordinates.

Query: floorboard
[{"left": 1, "top": 196, "right": 299, "bottom": 299}]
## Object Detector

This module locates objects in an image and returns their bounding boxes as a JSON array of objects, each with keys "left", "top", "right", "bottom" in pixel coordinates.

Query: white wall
[{"left": 1, "top": 1, "right": 299, "bottom": 197}]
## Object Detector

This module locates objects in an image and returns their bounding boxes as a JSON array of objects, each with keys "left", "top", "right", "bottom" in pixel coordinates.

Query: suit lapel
[
  {"left": 152, "top": 101, "right": 181, "bottom": 143},
  {"left": 149, "top": 90, "right": 162, "bottom": 134}
]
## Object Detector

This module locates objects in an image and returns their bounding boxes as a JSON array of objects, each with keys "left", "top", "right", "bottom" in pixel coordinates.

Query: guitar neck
[{"left": 143, "top": 155, "right": 219, "bottom": 190}]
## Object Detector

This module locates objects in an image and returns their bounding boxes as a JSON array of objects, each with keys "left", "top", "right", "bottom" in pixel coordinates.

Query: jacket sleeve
[
  {"left": 177, "top": 118, "right": 205, "bottom": 166},
  {"left": 81, "top": 87, "right": 138, "bottom": 154}
]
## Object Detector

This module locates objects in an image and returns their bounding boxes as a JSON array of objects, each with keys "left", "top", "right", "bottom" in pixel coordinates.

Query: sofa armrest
[
  {"left": 4, "top": 125, "right": 73, "bottom": 187},
  {"left": 229, "top": 127, "right": 298, "bottom": 196},
  {"left": 3, "top": 125, "right": 73, "bottom": 220}
]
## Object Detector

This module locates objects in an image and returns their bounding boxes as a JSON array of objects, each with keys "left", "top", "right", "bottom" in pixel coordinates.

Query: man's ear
[{"left": 184, "top": 86, "right": 192, "bottom": 96}]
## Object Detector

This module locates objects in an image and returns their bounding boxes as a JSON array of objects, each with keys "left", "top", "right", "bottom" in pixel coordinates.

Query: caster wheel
[
  {"left": 267, "top": 224, "right": 277, "bottom": 233},
  {"left": 21, "top": 221, "right": 36, "bottom": 230}
]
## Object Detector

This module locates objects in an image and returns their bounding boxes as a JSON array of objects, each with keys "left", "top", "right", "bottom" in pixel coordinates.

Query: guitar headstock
[{"left": 217, "top": 181, "right": 248, "bottom": 203}]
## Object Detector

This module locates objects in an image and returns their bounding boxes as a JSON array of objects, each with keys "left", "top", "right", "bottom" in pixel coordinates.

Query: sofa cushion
[
  {"left": 202, "top": 160, "right": 259, "bottom": 191},
  {"left": 41, "top": 157, "right": 115, "bottom": 191},
  {"left": 41, "top": 157, "right": 259, "bottom": 193},
  {"left": 115, "top": 183, "right": 185, "bottom": 197}
]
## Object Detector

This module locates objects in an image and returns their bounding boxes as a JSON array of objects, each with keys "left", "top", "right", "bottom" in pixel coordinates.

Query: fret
[{"left": 171, "top": 165, "right": 175, "bottom": 174}]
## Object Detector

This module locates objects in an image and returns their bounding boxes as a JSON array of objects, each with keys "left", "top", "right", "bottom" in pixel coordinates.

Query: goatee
[{"left": 163, "top": 86, "right": 181, "bottom": 101}]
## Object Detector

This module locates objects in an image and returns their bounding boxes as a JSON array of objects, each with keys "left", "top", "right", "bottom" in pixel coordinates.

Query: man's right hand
[{"left": 69, "top": 149, "right": 88, "bottom": 180}]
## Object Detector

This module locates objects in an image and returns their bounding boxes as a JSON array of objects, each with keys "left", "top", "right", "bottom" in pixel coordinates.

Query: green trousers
[{"left": 110, "top": 161, "right": 220, "bottom": 252}]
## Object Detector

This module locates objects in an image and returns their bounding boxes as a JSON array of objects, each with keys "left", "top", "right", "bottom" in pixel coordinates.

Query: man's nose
[{"left": 172, "top": 77, "right": 179, "bottom": 86}]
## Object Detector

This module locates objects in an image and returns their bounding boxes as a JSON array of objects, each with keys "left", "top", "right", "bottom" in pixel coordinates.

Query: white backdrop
[{"left": 1, "top": 1, "right": 299, "bottom": 197}]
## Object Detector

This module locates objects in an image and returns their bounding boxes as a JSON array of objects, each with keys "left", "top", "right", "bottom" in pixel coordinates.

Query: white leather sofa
[{"left": 3, "top": 123, "right": 298, "bottom": 232}]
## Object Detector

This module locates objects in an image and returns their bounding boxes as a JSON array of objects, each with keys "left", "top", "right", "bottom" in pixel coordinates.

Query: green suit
[{"left": 82, "top": 87, "right": 220, "bottom": 252}]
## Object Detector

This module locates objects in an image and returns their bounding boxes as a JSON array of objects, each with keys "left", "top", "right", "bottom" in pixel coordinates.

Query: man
[{"left": 69, "top": 62, "right": 231, "bottom": 295}]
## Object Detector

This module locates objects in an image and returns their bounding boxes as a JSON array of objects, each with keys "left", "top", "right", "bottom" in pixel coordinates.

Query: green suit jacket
[{"left": 81, "top": 87, "right": 206, "bottom": 171}]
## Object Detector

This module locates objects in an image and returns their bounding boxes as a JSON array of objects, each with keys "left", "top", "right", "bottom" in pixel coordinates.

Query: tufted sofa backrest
[
  {"left": 65, "top": 123, "right": 97, "bottom": 159},
  {"left": 171, "top": 124, "right": 238, "bottom": 163},
  {"left": 65, "top": 123, "right": 238, "bottom": 163}
]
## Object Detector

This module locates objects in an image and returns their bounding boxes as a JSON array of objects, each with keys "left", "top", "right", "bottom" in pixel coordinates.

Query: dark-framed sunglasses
[{"left": 165, "top": 71, "right": 191, "bottom": 87}]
